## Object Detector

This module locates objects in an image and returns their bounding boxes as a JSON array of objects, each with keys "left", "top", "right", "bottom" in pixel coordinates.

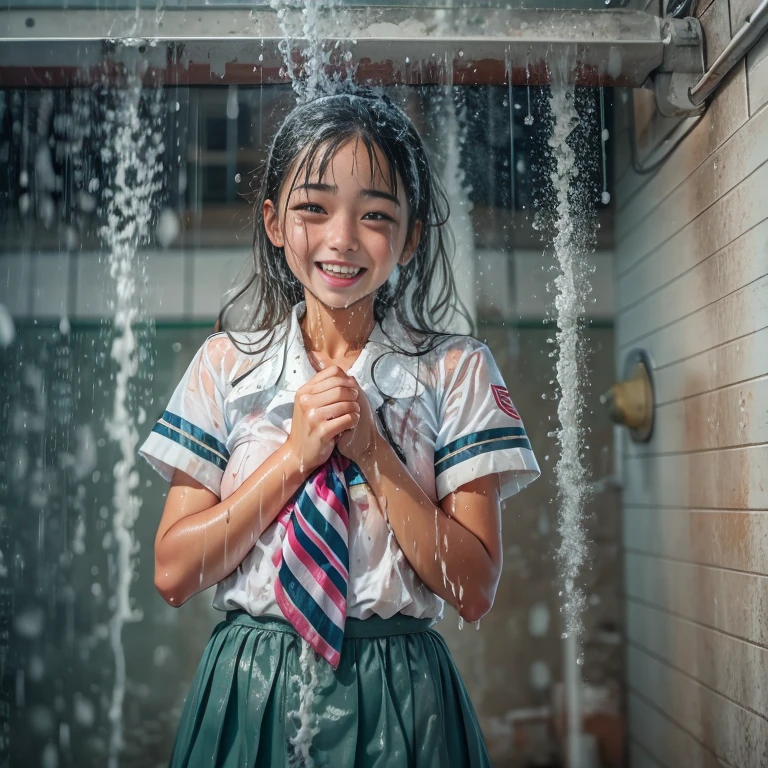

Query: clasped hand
[{"left": 287, "top": 365, "right": 380, "bottom": 473}]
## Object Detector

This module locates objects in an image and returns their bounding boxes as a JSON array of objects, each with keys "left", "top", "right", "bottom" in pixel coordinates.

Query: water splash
[
  {"left": 98, "top": 70, "right": 164, "bottom": 768},
  {"left": 270, "top": 0, "right": 355, "bottom": 103},
  {"left": 547, "top": 85, "right": 592, "bottom": 642},
  {"left": 524, "top": 54, "right": 534, "bottom": 127},
  {"left": 287, "top": 641, "right": 321, "bottom": 767}
]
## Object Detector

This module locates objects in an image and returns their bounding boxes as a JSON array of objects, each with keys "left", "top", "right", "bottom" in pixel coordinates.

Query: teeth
[{"left": 320, "top": 263, "right": 361, "bottom": 277}]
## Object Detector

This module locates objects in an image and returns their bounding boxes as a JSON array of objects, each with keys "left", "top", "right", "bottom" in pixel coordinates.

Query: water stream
[
  {"left": 546, "top": 82, "right": 599, "bottom": 767},
  {"left": 98, "top": 72, "right": 164, "bottom": 767},
  {"left": 548, "top": 85, "right": 591, "bottom": 644}
]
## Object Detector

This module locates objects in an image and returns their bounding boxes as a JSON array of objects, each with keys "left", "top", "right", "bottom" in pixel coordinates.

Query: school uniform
[{"left": 139, "top": 299, "right": 540, "bottom": 768}]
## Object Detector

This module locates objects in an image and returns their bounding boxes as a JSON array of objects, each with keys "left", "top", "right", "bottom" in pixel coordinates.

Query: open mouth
[
  {"left": 317, "top": 263, "right": 365, "bottom": 277},
  {"left": 316, "top": 263, "right": 367, "bottom": 284}
]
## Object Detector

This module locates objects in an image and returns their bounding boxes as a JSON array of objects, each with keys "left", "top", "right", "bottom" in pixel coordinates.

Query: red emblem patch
[{"left": 491, "top": 385, "right": 521, "bottom": 420}]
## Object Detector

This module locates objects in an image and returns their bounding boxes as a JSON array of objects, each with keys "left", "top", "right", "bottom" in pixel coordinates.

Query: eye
[
  {"left": 364, "top": 211, "right": 395, "bottom": 222},
  {"left": 293, "top": 203, "right": 325, "bottom": 214}
]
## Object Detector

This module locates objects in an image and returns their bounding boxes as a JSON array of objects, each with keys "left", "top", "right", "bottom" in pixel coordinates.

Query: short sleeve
[
  {"left": 139, "top": 335, "right": 231, "bottom": 497},
  {"left": 434, "top": 340, "right": 540, "bottom": 503}
]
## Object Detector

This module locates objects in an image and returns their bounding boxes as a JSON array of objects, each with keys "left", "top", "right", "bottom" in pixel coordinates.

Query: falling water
[
  {"left": 287, "top": 641, "right": 322, "bottom": 766},
  {"left": 270, "top": 0, "right": 354, "bottom": 103},
  {"left": 547, "top": 84, "right": 591, "bottom": 643},
  {"left": 98, "top": 70, "right": 164, "bottom": 767},
  {"left": 436, "top": 84, "right": 478, "bottom": 344},
  {"left": 543, "top": 81, "right": 597, "bottom": 768},
  {"left": 265, "top": 3, "right": 356, "bottom": 762}
]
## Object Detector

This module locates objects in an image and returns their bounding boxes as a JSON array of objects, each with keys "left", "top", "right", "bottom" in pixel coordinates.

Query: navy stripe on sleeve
[
  {"left": 434, "top": 427, "right": 532, "bottom": 478},
  {"left": 152, "top": 411, "right": 229, "bottom": 471}
]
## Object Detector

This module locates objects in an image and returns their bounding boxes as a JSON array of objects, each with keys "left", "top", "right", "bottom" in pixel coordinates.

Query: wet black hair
[{"left": 218, "top": 88, "right": 476, "bottom": 451}]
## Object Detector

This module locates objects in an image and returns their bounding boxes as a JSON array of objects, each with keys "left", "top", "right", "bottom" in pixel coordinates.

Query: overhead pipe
[
  {"left": 0, "top": 7, "right": 666, "bottom": 88},
  {"left": 689, "top": 0, "right": 768, "bottom": 106}
]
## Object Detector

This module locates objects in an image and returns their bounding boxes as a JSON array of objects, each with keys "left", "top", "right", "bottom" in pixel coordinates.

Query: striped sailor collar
[{"left": 229, "top": 300, "right": 426, "bottom": 409}]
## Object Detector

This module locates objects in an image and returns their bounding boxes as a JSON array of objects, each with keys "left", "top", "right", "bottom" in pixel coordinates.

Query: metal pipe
[
  {"left": 0, "top": 7, "right": 665, "bottom": 88},
  {"left": 564, "top": 632, "right": 583, "bottom": 767},
  {"left": 689, "top": 0, "right": 768, "bottom": 105}
]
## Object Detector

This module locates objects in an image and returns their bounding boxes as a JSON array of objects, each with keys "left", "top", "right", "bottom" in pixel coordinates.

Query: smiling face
[{"left": 263, "top": 137, "right": 422, "bottom": 311}]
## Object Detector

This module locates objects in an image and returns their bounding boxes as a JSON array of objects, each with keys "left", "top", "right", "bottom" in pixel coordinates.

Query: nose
[{"left": 326, "top": 212, "right": 359, "bottom": 253}]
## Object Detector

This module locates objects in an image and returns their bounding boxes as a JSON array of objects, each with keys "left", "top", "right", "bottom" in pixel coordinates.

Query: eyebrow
[{"left": 294, "top": 182, "right": 400, "bottom": 207}]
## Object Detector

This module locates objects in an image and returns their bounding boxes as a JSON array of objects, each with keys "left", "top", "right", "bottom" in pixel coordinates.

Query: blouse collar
[{"left": 229, "top": 300, "right": 426, "bottom": 410}]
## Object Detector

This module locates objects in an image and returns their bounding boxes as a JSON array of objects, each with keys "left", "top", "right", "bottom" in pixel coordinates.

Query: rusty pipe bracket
[
  {"left": 601, "top": 349, "right": 655, "bottom": 443},
  {"left": 652, "top": 16, "right": 706, "bottom": 117}
]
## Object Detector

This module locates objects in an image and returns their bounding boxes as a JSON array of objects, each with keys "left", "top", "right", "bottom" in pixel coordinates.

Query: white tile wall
[
  {"left": 189, "top": 249, "right": 251, "bottom": 320},
  {"left": 4, "top": 245, "right": 612, "bottom": 325},
  {"left": 31, "top": 252, "right": 70, "bottom": 318},
  {"left": 475, "top": 249, "right": 513, "bottom": 320},
  {"left": 615, "top": 1, "right": 768, "bottom": 762},
  {"left": 143, "top": 250, "right": 187, "bottom": 319},
  {"left": 2, "top": 248, "right": 255, "bottom": 323},
  {"left": 75, "top": 252, "right": 114, "bottom": 318},
  {"left": 0, "top": 254, "right": 32, "bottom": 318},
  {"left": 748, "top": 34, "right": 768, "bottom": 114},
  {"left": 514, "top": 249, "right": 614, "bottom": 320}
]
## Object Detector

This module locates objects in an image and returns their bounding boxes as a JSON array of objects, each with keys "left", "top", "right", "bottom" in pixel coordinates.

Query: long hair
[{"left": 218, "top": 89, "right": 476, "bottom": 401}]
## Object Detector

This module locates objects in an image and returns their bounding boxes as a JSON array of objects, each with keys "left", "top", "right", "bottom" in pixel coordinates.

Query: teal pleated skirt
[{"left": 170, "top": 610, "right": 492, "bottom": 768}]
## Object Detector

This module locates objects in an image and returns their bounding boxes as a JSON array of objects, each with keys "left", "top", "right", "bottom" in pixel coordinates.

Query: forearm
[
  {"left": 356, "top": 435, "right": 499, "bottom": 621},
  {"left": 156, "top": 441, "right": 306, "bottom": 605}
]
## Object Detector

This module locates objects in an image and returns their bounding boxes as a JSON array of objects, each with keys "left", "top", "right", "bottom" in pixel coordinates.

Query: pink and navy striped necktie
[{"left": 272, "top": 448, "right": 358, "bottom": 668}]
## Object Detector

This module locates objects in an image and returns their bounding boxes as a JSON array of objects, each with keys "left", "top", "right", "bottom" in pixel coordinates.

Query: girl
[{"left": 140, "top": 90, "right": 540, "bottom": 768}]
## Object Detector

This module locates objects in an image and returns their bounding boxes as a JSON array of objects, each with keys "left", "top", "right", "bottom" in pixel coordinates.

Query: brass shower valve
[{"left": 601, "top": 350, "right": 654, "bottom": 443}]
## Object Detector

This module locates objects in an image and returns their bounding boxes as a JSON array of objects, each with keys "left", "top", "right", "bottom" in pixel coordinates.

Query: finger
[
  {"left": 297, "top": 367, "right": 345, "bottom": 398},
  {"left": 306, "top": 387, "right": 360, "bottom": 410},
  {"left": 322, "top": 412, "right": 360, "bottom": 440},
  {"left": 305, "top": 365, "right": 348, "bottom": 384},
  {"left": 308, "top": 377, "right": 359, "bottom": 398},
  {"left": 310, "top": 401, "right": 360, "bottom": 423},
  {"left": 309, "top": 370, "right": 354, "bottom": 388},
  {"left": 298, "top": 376, "right": 352, "bottom": 405}
]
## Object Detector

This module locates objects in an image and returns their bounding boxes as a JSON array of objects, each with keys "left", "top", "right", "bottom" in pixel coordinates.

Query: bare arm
[
  {"left": 355, "top": 434, "right": 503, "bottom": 623},
  {"left": 154, "top": 441, "right": 307, "bottom": 607},
  {"left": 154, "top": 366, "right": 361, "bottom": 607}
]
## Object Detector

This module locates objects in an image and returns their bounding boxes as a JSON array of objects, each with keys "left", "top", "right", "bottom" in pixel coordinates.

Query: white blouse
[{"left": 139, "top": 300, "right": 540, "bottom": 621}]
